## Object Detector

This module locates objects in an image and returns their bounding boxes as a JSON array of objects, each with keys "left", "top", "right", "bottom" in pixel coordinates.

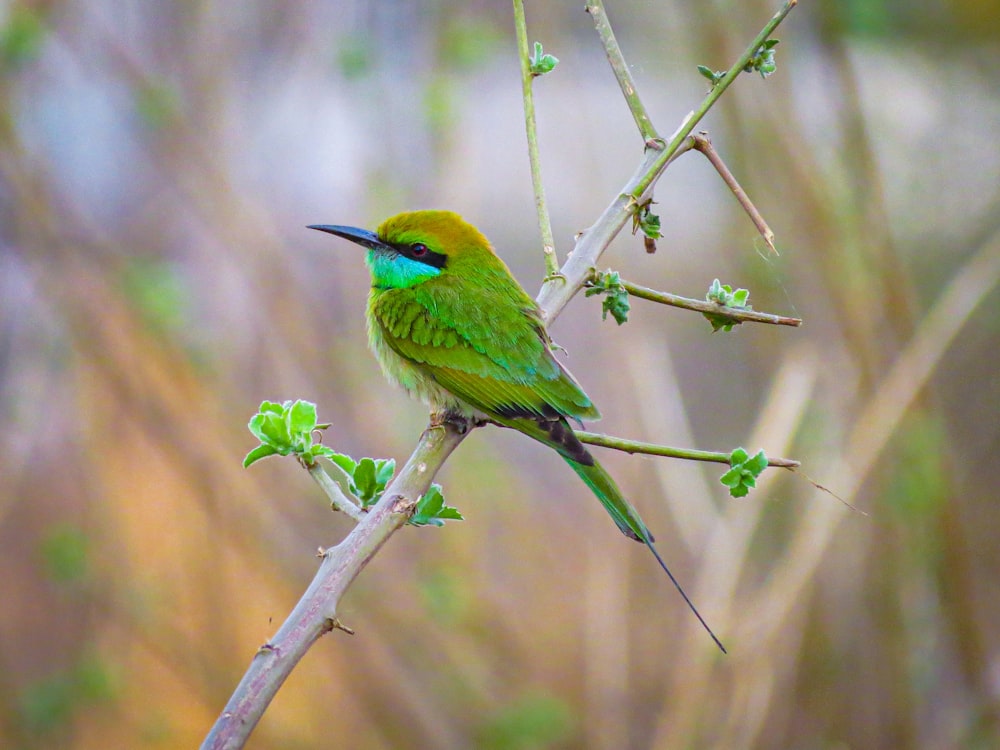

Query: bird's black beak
[{"left": 308, "top": 224, "right": 390, "bottom": 252}]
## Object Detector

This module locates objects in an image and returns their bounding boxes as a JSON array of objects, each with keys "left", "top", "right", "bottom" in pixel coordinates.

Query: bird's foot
[{"left": 429, "top": 409, "right": 474, "bottom": 434}]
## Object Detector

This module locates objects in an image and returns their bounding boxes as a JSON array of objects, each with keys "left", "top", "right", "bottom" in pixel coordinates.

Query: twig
[
  {"left": 617, "top": 278, "right": 802, "bottom": 327},
  {"left": 306, "top": 461, "right": 365, "bottom": 523},
  {"left": 513, "top": 0, "right": 559, "bottom": 277},
  {"left": 201, "top": 422, "right": 469, "bottom": 750},
  {"left": 576, "top": 430, "right": 800, "bottom": 469},
  {"left": 631, "top": 0, "right": 799, "bottom": 202},
  {"left": 585, "top": 0, "right": 659, "bottom": 142},
  {"left": 691, "top": 132, "right": 776, "bottom": 254},
  {"left": 537, "top": 2, "right": 799, "bottom": 322},
  {"left": 204, "top": 4, "right": 804, "bottom": 747}
]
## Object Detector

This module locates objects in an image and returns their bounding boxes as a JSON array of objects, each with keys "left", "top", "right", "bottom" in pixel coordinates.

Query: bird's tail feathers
[
  {"left": 564, "top": 454, "right": 728, "bottom": 654},
  {"left": 499, "top": 414, "right": 726, "bottom": 652}
]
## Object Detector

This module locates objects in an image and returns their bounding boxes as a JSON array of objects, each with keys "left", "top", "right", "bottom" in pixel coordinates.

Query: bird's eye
[{"left": 411, "top": 243, "right": 429, "bottom": 257}]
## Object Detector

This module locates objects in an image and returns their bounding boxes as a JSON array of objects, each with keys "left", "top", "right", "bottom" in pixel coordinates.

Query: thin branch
[
  {"left": 513, "top": 0, "right": 559, "bottom": 277},
  {"left": 691, "top": 132, "right": 776, "bottom": 254},
  {"left": 537, "top": 2, "right": 799, "bottom": 322},
  {"left": 617, "top": 277, "right": 802, "bottom": 327},
  {"left": 585, "top": 0, "right": 659, "bottom": 142},
  {"left": 306, "top": 461, "right": 365, "bottom": 523},
  {"left": 205, "top": 4, "right": 804, "bottom": 747},
  {"left": 201, "top": 422, "right": 469, "bottom": 750},
  {"left": 631, "top": 0, "right": 799, "bottom": 201},
  {"left": 577, "top": 430, "right": 800, "bottom": 469}
]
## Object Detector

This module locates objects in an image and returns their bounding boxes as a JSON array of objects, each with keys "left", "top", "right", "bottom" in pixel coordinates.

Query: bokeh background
[{"left": 2, "top": 0, "right": 999, "bottom": 747}]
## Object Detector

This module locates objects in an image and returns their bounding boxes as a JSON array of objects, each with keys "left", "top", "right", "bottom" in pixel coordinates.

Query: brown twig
[{"left": 691, "top": 132, "right": 777, "bottom": 254}]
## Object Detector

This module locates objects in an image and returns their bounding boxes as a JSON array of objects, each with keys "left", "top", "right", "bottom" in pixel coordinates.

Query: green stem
[
  {"left": 307, "top": 462, "right": 365, "bottom": 522},
  {"left": 576, "top": 431, "right": 800, "bottom": 469},
  {"left": 536, "top": 1, "right": 799, "bottom": 322},
  {"left": 513, "top": 0, "right": 559, "bottom": 276},
  {"left": 631, "top": 0, "right": 799, "bottom": 201},
  {"left": 585, "top": 0, "right": 659, "bottom": 142},
  {"left": 617, "top": 278, "right": 802, "bottom": 327}
]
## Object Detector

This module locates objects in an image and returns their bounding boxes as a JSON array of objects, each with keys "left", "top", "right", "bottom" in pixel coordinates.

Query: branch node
[
  {"left": 390, "top": 494, "right": 417, "bottom": 516},
  {"left": 256, "top": 643, "right": 278, "bottom": 657},
  {"left": 328, "top": 618, "right": 356, "bottom": 636}
]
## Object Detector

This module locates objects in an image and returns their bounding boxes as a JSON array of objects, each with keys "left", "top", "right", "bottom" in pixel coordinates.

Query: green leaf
[
  {"left": 696, "top": 64, "right": 725, "bottom": 86},
  {"left": 288, "top": 400, "right": 318, "bottom": 435},
  {"left": 586, "top": 269, "right": 630, "bottom": 326},
  {"left": 729, "top": 482, "right": 751, "bottom": 499},
  {"left": 703, "top": 278, "right": 752, "bottom": 332},
  {"left": 637, "top": 208, "right": 662, "bottom": 240},
  {"left": 374, "top": 458, "right": 396, "bottom": 487},
  {"left": 243, "top": 444, "right": 278, "bottom": 468},
  {"left": 328, "top": 452, "right": 357, "bottom": 477},
  {"left": 419, "top": 487, "right": 444, "bottom": 516},
  {"left": 409, "top": 484, "right": 464, "bottom": 527},
  {"left": 309, "top": 444, "right": 338, "bottom": 461},
  {"left": 744, "top": 39, "right": 780, "bottom": 79},
  {"left": 260, "top": 400, "right": 285, "bottom": 415},
  {"left": 719, "top": 467, "right": 742, "bottom": 488},
  {"left": 529, "top": 41, "right": 559, "bottom": 76},
  {"left": 245, "top": 400, "right": 329, "bottom": 466},
  {"left": 745, "top": 450, "right": 769, "bottom": 475},
  {"left": 721, "top": 447, "right": 768, "bottom": 498},
  {"left": 256, "top": 412, "right": 290, "bottom": 447},
  {"left": 354, "top": 458, "right": 378, "bottom": 504},
  {"left": 434, "top": 506, "right": 464, "bottom": 521}
]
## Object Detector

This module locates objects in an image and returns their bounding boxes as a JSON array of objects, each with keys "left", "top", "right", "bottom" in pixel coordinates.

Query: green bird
[{"left": 310, "top": 210, "right": 724, "bottom": 652}]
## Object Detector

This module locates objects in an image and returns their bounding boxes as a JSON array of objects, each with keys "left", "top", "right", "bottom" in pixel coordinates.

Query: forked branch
[{"left": 203, "top": 3, "right": 802, "bottom": 748}]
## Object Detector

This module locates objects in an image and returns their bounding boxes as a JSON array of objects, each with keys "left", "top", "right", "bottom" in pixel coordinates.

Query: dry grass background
[{"left": 1, "top": 0, "right": 999, "bottom": 748}]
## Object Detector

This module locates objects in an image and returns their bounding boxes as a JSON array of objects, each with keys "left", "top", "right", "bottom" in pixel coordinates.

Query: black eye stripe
[{"left": 390, "top": 241, "right": 448, "bottom": 269}]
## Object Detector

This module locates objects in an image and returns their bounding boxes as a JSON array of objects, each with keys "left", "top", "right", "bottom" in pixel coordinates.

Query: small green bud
[
  {"left": 697, "top": 65, "right": 725, "bottom": 86},
  {"left": 720, "top": 448, "right": 768, "bottom": 498},
  {"left": 586, "top": 269, "right": 630, "bottom": 325},
  {"left": 529, "top": 41, "right": 559, "bottom": 76},
  {"left": 703, "top": 279, "right": 752, "bottom": 332}
]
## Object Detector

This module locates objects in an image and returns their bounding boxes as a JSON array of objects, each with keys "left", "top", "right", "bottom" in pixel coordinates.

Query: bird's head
[{"left": 309, "top": 210, "right": 495, "bottom": 290}]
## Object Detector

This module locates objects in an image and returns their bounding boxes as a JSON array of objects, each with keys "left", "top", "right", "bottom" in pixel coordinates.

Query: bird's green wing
[{"left": 372, "top": 285, "right": 598, "bottom": 421}]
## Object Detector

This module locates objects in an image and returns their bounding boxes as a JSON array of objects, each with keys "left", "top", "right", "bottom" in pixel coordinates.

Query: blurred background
[{"left": 2, "top": 0, "right": 999, "bottom": 747}]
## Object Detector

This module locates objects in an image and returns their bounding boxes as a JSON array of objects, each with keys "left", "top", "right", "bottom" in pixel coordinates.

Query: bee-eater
[{"left": 310, "top": 210, "right": 724, "bottom": 652}]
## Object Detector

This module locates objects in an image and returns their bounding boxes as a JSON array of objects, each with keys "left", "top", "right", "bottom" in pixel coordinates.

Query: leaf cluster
[
  {"left": 697, "top": 37, "right": 780, "bottom": 86},
  {"left": 244, "top": 400, "right": 331, "bottom": 467},
  {"left": 585, "top": 269, "right": 631, "bottom": 326},
  {"left": 703, "top": 278, "right": 752, "bottom": 332},
  {"left": 720, "top": 447, "right": 769, "bottom": 498},
  {"left": 745, "top": 39, "right": 780, "bottom": 78},
  {"left": 244, "top": 400, "right": 462, "bottom": 526},
  {"left": 529, "top": 41, "right": 558, "bottom": 76}
]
